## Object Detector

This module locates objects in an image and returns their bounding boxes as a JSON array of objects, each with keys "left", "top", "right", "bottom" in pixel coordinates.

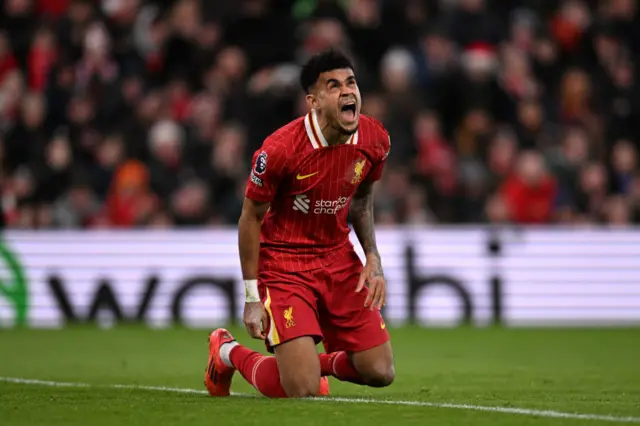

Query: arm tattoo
[{"left": 350, "top": 182, "right": 380, "bottom": 263}]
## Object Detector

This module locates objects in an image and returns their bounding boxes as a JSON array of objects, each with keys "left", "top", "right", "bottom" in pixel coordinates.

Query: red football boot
[
  {"left": 318, "top": 376, "right": 330, "bottom": 396},
  {"left": 204, "top": 328, "right": 236, "bottom": 396}
]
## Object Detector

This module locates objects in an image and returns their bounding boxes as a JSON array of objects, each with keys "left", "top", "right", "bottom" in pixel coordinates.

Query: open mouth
[{"left": 340, "top": 103, "right": 357, "bottom": 122}]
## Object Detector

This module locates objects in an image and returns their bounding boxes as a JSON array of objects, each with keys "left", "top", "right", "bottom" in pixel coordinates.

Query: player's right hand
[{"left": 243, "top": 302, "right": 269, "bottom": 340}]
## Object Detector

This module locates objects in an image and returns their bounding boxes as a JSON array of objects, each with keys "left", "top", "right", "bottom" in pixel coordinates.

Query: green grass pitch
[{"left": 1, "top": 326, "right": 639, "bottom": 426}]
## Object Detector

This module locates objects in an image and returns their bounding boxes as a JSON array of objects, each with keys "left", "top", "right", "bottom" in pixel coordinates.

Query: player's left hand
[{"left": 356, "top": 253, "right": 386, "bottom": 311}]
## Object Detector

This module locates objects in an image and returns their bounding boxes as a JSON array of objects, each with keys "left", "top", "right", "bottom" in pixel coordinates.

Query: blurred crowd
[{"left": 1, "top": 0, "right": 640, "bottom": 229}]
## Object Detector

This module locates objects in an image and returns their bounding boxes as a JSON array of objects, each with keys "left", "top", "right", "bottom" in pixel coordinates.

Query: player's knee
[
  {"left": 364, "top": 363, "right": 395, "bottom": 388},
  {"left": 282, "top": 375, "right": 320, "bottom": 398}
]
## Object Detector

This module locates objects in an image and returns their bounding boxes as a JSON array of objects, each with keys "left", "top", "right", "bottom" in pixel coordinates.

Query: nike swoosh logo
[
  {"left": 380, "top": 322, "right": 386, "bottom": 329},
  {"left": 296, "top": 172, "right": 318, "bottom": 180}
]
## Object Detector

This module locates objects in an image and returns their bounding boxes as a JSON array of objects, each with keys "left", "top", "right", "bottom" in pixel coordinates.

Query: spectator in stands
[
  {"left": 499, "top": 150, "right": 558, "bottom": 224},
  {"left": 106, "top": 159, "right": 155, "bottom": 227}
]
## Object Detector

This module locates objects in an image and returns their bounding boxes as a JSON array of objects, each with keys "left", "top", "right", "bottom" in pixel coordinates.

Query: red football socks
[
  {"left": 229, "top": 346, "right": 367, "bottom": 397},
  {"left": 229, "top": 345, "right": 287, "bottom": 398},
  {"left": 318, "top": 351, "right": 366, "bottom": 385}
]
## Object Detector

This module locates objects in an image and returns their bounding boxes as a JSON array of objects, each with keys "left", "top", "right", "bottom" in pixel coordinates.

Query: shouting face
[{"left": 308, "top": 68, "right": 361, "bottom": 135}]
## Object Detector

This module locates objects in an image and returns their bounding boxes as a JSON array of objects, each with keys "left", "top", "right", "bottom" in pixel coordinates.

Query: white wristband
[{"left": 244, "top": 279, "right": 260, "bottom": 303}]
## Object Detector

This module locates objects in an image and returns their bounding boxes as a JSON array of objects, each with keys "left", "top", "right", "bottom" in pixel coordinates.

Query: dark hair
[{"left": 300, "top": 49, "right": 354, "bottom": 93}]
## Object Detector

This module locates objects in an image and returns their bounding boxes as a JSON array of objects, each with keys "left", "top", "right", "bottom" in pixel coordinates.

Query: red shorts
[{"left": 258, "top": 249, "right": 389, "bottom": 354}]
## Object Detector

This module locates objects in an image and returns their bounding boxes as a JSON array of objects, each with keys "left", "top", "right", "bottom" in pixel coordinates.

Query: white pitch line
[{"left": 2, "top": 377, "right": 639, "bottom": 424}]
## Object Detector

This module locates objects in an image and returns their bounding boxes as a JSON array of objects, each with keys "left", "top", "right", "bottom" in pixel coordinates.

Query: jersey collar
[{"left": 304, "top": 109, "right": 358, "bottom": 149}]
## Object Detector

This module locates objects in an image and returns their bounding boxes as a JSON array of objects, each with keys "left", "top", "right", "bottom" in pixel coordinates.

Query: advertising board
[{"left": 1, "top": 228, "right": 639, "bottom": 328}]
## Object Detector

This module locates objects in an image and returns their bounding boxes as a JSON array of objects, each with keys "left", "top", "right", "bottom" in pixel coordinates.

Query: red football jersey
[{"left": 245, "top": 110, "right": 391, "bottom": 272}]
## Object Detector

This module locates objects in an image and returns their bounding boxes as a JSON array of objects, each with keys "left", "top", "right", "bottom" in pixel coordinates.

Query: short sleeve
[
  {"left": 245, "top": 139, "right": 288, "bottom": 202},
  {"left": 365, "top": 132, "right": 391, "bottom": 183}
]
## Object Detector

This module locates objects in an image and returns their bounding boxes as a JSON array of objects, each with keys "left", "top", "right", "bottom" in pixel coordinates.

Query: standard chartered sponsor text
[{"left": 314, "top": 196, "right": 349, "bottom": 214}]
